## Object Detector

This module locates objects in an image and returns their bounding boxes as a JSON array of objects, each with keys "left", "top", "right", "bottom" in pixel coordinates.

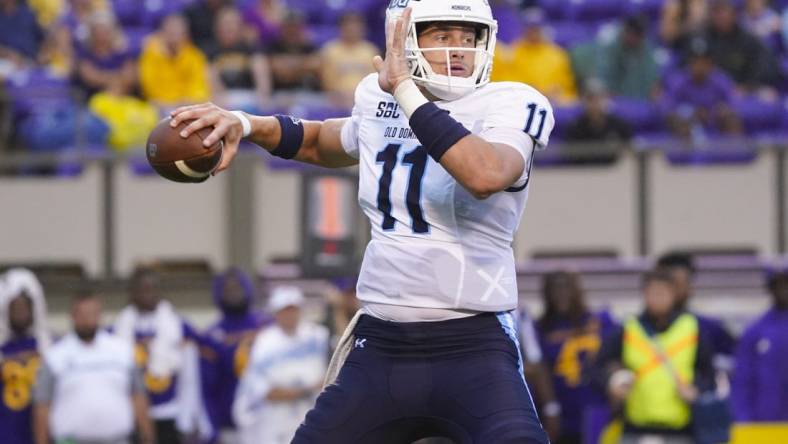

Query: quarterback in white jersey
[{"left": 171, "top": 0, "right": 554, "bottom": 442}]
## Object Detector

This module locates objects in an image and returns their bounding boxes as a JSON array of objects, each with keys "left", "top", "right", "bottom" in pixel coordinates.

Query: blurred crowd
[
  {"left": 0, "top": 265, "right": 359, "bottom": 444},
  {"left": 0, "top": 0, "right": 381, "bottom": 155},
  {"left": 1, "top": 254, "right": 787, "bottom": 444},
  {"left": 2, "top": 0, "right": 788, "bottom": 160}
]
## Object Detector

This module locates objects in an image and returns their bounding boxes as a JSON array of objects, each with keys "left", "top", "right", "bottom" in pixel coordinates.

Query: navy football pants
[{"left": 292, "top": 312, "right": 549, "bottom": 444}]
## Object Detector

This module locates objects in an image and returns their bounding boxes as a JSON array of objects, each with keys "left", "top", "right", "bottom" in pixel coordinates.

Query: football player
[{"left": 171, "top": 0, "right": 554, "bottom": 442}]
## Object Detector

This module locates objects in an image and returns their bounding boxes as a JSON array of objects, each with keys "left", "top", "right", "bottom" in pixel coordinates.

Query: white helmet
[{"left": 386, "top": 0, "right": 498, "bottom": 101}]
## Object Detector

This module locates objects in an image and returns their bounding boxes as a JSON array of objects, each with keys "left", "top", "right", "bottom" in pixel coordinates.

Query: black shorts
[{"left": 293, "top": 312, "right": 549, "bottom": 444}]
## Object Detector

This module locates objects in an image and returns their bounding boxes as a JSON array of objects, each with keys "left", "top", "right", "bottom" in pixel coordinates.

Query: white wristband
[
  {"left": 393, "top": 79, "right": 429, "bottom": 119},
  {"left": 231, "top": 110, "right": 251, "bottom": 138}
]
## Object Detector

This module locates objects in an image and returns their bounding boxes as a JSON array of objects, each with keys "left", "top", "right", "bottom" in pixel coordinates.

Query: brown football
[{"left": 145, "top": 118, "right": 223, "bottom": 183}]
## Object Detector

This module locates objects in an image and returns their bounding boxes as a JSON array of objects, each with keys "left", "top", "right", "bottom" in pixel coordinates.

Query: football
[{"left": 145, "top": 118, "right": 223, "bottom": 183}]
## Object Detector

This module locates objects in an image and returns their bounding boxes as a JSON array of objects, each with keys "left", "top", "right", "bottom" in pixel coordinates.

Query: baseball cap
[{"left": 267, "top": 286, "right": 305, "bottom": 313}]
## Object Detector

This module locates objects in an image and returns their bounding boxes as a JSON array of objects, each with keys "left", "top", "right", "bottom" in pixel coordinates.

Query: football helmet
[{"left": 386, "top": 0, "right": 498, "bottom": 101}]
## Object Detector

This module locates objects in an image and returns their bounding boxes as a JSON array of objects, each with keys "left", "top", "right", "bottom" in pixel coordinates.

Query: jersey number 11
[{"left": 376, "top": 143, "right": 429, "bottom": 234}]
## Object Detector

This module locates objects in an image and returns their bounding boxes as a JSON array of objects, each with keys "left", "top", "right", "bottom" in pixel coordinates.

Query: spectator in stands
[
  {"left": 663, "top": 37, "right": 742, "bottom": 140},
  {"left": 139, "top": 13, "right": 211, "bottom": 109},
  {"left": 599, "top": 15, "right": 660, "bottom": 100},
  {"left": 0, "top": 269, "right": 51, "bottom": 444},
  {"left": 689, "top": 0, "right": 780, "bottom": 92},
  {"left": 73, "top": 11, "right": 136, "bottom": 99},
  {"left": 202, "top": 268, "right": 272, "bottom": 444},
  {"left": 266, "top": 11, "right": 320, "bottom": 93},
  {"left": 243, "top": 0, "right": 284, "bottom": 44},
  {"left": 657, "top": 253, "right": 736, "bottom": 374},
  {"left": 741, "top": 0, "right": 783, "bottom": 52},
  {"left": 57, "top": 0, "right": 107, "bottom": 48},
  {"left": 320, "top": 11, "right": 379, "bottom": 108},
  {"left": 537, "top": 271, "right": 617, "bottom": 444},
  {"left": 660, "top": 0, "right": 709, "bottom": 46},
  {"left": 33, "top": 292, "right": 155, "bottom": 444},
  {"left": 208, "top": 6, "right": 272, "bottom": 112},
  {"left": 26, "top": 0, "right": 63, "bottom": 28},
  {"left": 233, "top": 286, "right": 328, "bottom": 444},
  {"left": 731, "top": 270, "right": 788, "bottom": 422},
  {"left": 491, "top": 8, "right": 577, "bottom": 104},
  {"left": 0, "top": 0, "right": 44, "bottom": 74},
  {"left": 113, "top": 266, "right": 212, "bottom": 444},
  {"left": 566, "top": 79, "right": 633, "bottom": 164},
  {"left": 592, "top": 270, "right": 715, "bottom": 444},
  {"left": 185, "top": 0, "right": 233, "bottom": 52}
]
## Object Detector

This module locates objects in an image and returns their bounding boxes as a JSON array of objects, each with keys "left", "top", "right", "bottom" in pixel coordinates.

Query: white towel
[
  {"left": 0, "top": 268, "right": 52, "bottom": 351},
  {"left": 114, "top": 300, "right": 183, "bottom": 377},
  {"left": 322, "top": 310, "right": 362, "bottom": 388}
]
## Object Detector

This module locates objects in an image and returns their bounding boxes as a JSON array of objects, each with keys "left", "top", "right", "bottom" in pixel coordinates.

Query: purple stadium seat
[
  {"left": 732, "top": 96, "right": 783, "bottom": 135},
  {"left": 780, "top": 99, "right": 788, "bottom": 133},
  {"left": 624, "top": 0, "right": 663, "bottom": 20},
  {"left": 302, "top": 105, "right": 349, "bottom": 121},
  {"left": 610, "top": 98, "right": 663, "bottom": 133},
  {"left": 567, "top": 0, "right": 623, "bottom": 22},
  {"left": 310, "top": 0, "right": 380, "bottom": 25},
  {"left": 541, "top": 0, "right": 568, "bottom": 21},
  {"left": 547, "top": 21, "right": 594, "bottom": 48},
  {"left": 113, "top": 0, "right": 193, "bottom": 28},
  {"left": 112, "top": 0, "right": 144, "bottom": 27},
  {"left": 4, "top": 69, "right": 72, "bottom": 120},
  {"left": 550, "top": 105, "right": 583, "bottom": 140},
  {"left": 309, "top": 25, "right": 339, "bottom": 47},
  {"left": 492, "top": 5, "right": 524, "bottom": 44}
]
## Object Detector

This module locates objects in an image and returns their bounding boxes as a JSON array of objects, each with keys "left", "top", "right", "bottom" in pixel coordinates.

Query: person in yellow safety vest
[{"left": 591, "top": 270, "right": 716, "bottom": 444}]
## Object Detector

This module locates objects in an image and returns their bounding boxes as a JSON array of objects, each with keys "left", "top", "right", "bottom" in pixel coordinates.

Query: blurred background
[{"left": 2, "top": 0, "right": 788, "bottom": 443}]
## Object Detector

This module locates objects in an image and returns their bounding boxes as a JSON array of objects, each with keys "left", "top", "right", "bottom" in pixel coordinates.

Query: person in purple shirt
[
  {"left": 536, "top": 271, "right": 618, "bottom": 444},
  {"left": 242, "top": 0, "right": 284, "bottom": 44},
  {"left": 731, "top": 270, "right": 788, "bottom": 422},
  {"left": 0, "top": 291, "right": 43, "bottom": 444},
  {"left": 73, "top": 11, "right": 137, "bottom": 100},
  {"left": 663, "top": 36, "right": 742, "bottom": 140},
  {"left": 201, "top": 268, "right": 272, "bottom": 442}
]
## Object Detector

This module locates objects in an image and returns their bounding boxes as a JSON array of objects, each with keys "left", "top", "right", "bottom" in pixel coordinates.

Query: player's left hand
[
  {"left": 373, "top": 7, "right": 413, "bottom": 94},
  {"left": 169, "top": 102, "right": 245, "bottom": 174}
]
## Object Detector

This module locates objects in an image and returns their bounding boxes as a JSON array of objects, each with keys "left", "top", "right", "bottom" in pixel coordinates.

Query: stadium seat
[
  {"left": 546, "top": 21, "right": 595, "bottom": 48},
  {"left": 550, "top": 105, "right": 584, "bottom": 140},
  {"left": 492, "top": 5, "right": 524, "bottom": 44},
  {"left": 566, "top": 0, "right": 623, "bottom": 23},
  {"left": 624, "top": 0, "right": 663, "bottom": 20},
  {"left": 732, "top": 96, "right": 783, "bottom": 135},
  {"left": 309, "top": 24, "right": 339, "bottom": 47},
  {"left": 541, "top": 0, "right": 568, "bottom": 21},
  {"left": 610, "top": 98, "right": 664, "bottom": 133}
]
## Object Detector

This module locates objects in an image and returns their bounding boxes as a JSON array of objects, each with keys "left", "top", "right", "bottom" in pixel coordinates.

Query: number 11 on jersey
[{"left": 376, "top": 144, "right": 429, "bottom": 234}]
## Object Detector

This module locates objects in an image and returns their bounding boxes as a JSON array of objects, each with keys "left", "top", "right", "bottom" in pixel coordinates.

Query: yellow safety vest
[{"left": 622, "top": 313, "right": 699, "bottom": 429}]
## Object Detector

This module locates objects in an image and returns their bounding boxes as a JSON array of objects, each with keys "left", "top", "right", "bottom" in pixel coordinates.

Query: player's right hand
[
  {"left": 169, "top": 102, "right": 245, "bottom": 174},
  {"left": 373, "top": 7, "right": 413, "bottom": 94}
]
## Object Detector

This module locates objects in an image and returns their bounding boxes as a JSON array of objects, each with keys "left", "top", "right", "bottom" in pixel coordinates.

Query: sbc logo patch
[{"left": 147, "top": 143, "right": 158, "bottom": 158}]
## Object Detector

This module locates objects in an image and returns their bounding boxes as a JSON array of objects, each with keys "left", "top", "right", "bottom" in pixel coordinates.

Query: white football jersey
[{"left": 341, "top": 74, "right": 554, "bottom": 312}]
